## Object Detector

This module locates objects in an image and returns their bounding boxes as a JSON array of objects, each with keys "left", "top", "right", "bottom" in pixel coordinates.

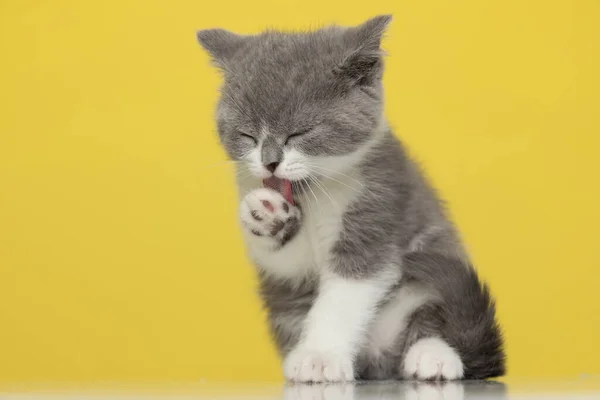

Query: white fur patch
[
  {"left": 403, "top": 337, "right": 464, "bottom": 380},
  {"left": 278, "top": 148, "right": 313, "bottom": 181},
  {"left": 242, "top": 222, "right": 313, "bottom": 281},
  {"left": 368, "top": 283, "right": 434, "bottom": 357},
  {"left": 283, "top": 349, "right": 354, "bottom": 383}
]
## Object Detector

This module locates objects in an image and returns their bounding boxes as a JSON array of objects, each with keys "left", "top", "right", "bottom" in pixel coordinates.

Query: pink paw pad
[{"left": 261, "top": 200, "right": 274, "bottom": 212}]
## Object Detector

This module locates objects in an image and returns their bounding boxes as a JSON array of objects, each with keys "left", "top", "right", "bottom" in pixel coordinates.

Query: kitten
[{"left": 196, "top": 15, "right": 505, "bottom": 382}]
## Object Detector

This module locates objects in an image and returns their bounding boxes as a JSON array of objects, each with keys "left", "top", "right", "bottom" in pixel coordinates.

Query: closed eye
[
  {"left": 285, "top": 128, "right": 311, "bottom": 145},
  {"left": 239, "top": 132, "right": 257, "bottom": 144}
]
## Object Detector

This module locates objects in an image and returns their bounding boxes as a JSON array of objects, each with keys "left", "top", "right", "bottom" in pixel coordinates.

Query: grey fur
[
  {"left": 259, "top": 272, "right": 316, "bottom": 354},
  {"left": 197, "top": 15, "right": 505, "bottom": 380},
  {"left": 261, "top": 136, "right": 283, "bottom": 167}
]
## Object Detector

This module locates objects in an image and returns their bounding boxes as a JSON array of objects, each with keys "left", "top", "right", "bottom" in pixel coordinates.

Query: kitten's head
[{"left": 197, "top": 15, "right": 391, "bottom": 183}]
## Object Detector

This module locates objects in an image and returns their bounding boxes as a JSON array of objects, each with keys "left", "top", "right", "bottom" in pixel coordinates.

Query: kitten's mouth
[{"left": 263, "top": 177, "right": 294, "bottom": 205}]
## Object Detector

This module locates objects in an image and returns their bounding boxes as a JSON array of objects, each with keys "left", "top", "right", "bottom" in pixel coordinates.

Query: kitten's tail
[{"left": 402, "top": 252, "right": 506, "bottom": 379}]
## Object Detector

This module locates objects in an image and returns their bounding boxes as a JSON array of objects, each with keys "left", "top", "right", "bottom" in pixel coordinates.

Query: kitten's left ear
[
  {"left": 353, "top": 14, "right": 392, "bottom": 52},
  {"left": 196, "top": 28, "right": 247, "bottom": 69},
  {"left": 336, "top": 15, "right": 392, "bottom": 85}
]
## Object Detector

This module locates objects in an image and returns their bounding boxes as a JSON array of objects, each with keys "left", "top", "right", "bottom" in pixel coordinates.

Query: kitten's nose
[{"left": 265, "top": 162, "right": 279, "bottom": 173}]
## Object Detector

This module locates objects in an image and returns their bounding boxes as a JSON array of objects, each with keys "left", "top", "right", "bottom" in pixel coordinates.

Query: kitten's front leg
[
  {"left": 240, "top": 188, "right": 301, "bottom": 249},
  {"left": 283, "top": 271, "right": 397, "bottom": 382}
]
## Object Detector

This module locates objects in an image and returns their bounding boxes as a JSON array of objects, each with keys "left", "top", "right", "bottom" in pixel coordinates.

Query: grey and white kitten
[{"left": 197, "top": 15, "right": 505, "bottom": 382}]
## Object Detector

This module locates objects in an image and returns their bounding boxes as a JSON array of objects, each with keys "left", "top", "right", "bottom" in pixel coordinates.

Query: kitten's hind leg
[
  {"left": 402, "top": 337, "right": 464, "bottom": 380},
  {"left": 240, "top": 188, "right": 302, "bottom": 249},
  {"left": 398, "top": 252, "right": 505, "bottom": 380}
]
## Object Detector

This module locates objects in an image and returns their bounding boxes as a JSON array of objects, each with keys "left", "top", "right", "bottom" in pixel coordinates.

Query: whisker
[
  {"left": 235, "top": 172, "right": 254, "bottom": 182},
  {"left": 234, "top": 166, "right": 253, "bottom": 178},
  {"left": 304, "top": 177, "right": 322, "bottom": 216},
  {"left": 304, "top": 167, "right": 363, "bottom": 194},
  {"left": 306, "top": 166, "right": 377, "bottom": 199},
  {"left": 305, "top": 164, "right": 365, "bottom": 187},
  {"left": 309, "top": 175, "right": 339, "bottom": 212},
  {"left": 299, "top": 179, "right": 314, "bottom": 217}
]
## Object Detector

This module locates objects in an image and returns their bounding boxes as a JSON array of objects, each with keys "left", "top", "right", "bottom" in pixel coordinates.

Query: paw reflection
[
  {"left": 283, "top": 383, "right": 355, "bottom": 400},
  {"left": 283, "top": 382, "right": 469, "bottom": 400},
  {"left": 283, "top": 381, "right": 507, "bottom": 400},
  {"left": 405, "top": 382, "right": 464, "bottom": 400}
]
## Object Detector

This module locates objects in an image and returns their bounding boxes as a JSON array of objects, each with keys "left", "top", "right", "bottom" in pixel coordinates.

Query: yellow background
[{"left": 1, "top": 0, "right": 599, "bottom": 383}]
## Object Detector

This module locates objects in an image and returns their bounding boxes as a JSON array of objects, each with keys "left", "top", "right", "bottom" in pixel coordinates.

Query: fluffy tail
[{"left": 402, "top": 252, "right": 506, "bottom": 379}]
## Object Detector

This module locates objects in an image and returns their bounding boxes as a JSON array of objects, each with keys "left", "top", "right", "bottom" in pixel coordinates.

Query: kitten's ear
[
  {"left": 353, "top": 14, "right": 392, "bottom": 52},
  {"left": 336, "top": 15, "right": 392, "bottom": 85},
  {"left": 196, "top": 29, "right": 246, "bottom": 69}
]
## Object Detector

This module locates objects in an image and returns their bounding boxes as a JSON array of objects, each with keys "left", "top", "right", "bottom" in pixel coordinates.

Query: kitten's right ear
[{"left": 196, "top": 29, "right": 246, "bottom": 68}]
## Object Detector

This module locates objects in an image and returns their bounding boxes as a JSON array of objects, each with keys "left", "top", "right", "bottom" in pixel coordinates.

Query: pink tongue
[{"left": 263, "top": 177, "right": 294, "bottom": 205}]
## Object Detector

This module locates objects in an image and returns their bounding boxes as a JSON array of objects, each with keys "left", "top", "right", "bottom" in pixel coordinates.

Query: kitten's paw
[
  {"left": 284, "top": 349, "right": 354, "bottom": 382},
  {"left": 403, "top": 338, "right": 464, "bottom": 381},
  {"left": 240, "top": 188, "right": 301, "bottom": 246}
]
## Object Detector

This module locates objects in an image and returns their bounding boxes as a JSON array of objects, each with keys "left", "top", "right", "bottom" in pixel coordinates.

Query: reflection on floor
[
  {"left": 283, "top": 381, "right": 596, "bottom": 400},
  {"left": 1, "top": 379, "right": 600, "bottom": 399},
  {"left": 285, "top": 381, "right": 504, "bottom": 400}
]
